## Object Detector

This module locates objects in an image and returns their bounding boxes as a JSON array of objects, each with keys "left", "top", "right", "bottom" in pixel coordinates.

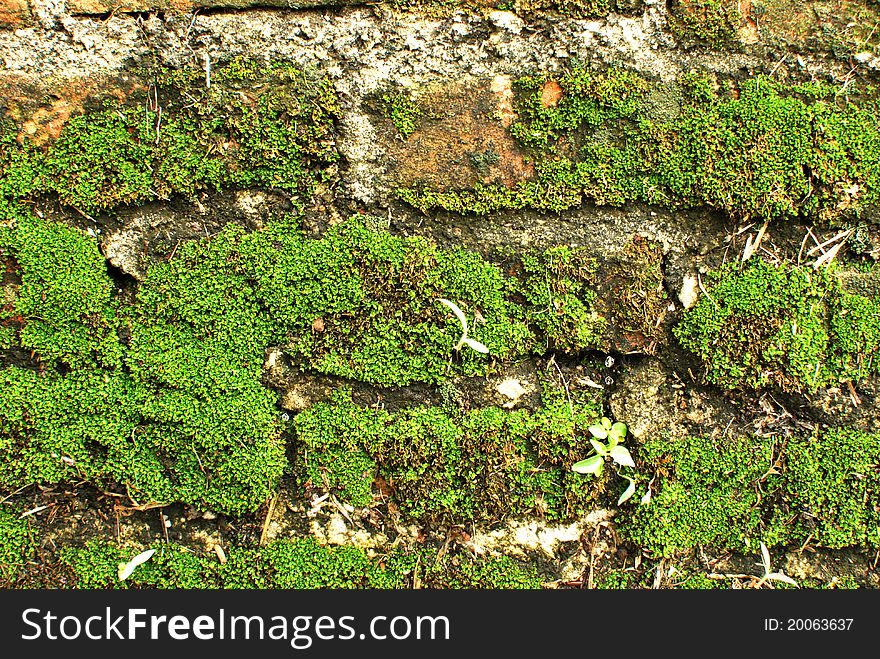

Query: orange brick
[
  {"left": 67, "top": 0, "right": 193, "bottom": 14},
  {"left": 0, "top": 0, "right": 31, "bottom": 27}
]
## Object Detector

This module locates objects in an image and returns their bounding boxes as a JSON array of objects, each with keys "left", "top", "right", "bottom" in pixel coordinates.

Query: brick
[
  {"left": 66, "top": 0, "right": 363, "bottom": 15},
  {"left": 0, "top": 0, "right": 31, "bottom": 27}
]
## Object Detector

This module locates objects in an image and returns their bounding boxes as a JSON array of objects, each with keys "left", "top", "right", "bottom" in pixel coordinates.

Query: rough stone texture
[
  {"left": 1, "top": 3, "right": 873, "bottom": 207},
  {"left": 2, "top": 0, "right": 879, "bottom": 589},
  {"left": 66, "top": 0, "right": 366, "bottom": 14}
]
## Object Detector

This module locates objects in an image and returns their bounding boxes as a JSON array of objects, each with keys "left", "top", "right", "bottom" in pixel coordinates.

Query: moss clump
[
  {"left": 667, "top": 0, "right": 740, "bottom": 43},
  {"left": 58, "top": 538, "right": 540, "bottom": 589},
  {"left": 61, "top": 538, "right": 405, "bottom": 590},
  {"left": 134, "top": 216, "right": 532, "bottom": 388},
  {"left": 512, "top": 236, "right": 667, "bottom": 354},
  {"left": 399, "top": 68, "right": 880, "bottom": 224},
  {"left": 0, "top": 326, "right": 15, "bottom": 350},
  {"left": 384, "top": 93, "right": 423, "bottom": 139},
  {"left": 621, "top": 427, "right": 880, "bottom": 556},
  {"left": 6, "top": 213, "right": 121, "bottom": 368},
  {"left": 0, "top": 59, "right": 339, "bottom": 214},
  {"left": 0, "top": 213, "right": 285, "bottom": 515},
  {"left": 294, "top": 384, "right": 607, "bottom": 524},
  {"left": 622, "top": 434, "right": 773, "bottom": 556},
  {"left": 516, "top": 246, "right": 607, "bottom": 352},
  {"left": 0, "top": 507, "right": 32, "bottom": 584},
  {"left": 426, "top": 554, "right": 541, "bottom": 589},
  {"left": 767, "top": 428, "right": 880, "bottom": 549},
  {"left": 675, "top": 259, "right": 880, "bottom": 392}
]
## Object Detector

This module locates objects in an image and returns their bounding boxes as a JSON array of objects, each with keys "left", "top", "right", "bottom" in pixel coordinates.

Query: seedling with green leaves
[
  {"left": 572, "top": 417, "right": 638, "bottom": 505},
  {"left": 438, "top": 298, "right": 490, "bottom": 354}
]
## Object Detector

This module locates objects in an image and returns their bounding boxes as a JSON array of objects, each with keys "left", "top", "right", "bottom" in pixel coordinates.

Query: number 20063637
[{"left": 763, "top": 619, "right": 854, "bottom": 631}]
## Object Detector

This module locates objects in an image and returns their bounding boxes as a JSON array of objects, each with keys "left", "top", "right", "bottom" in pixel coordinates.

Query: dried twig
[{"left": 259, "top": 496, "right": 278, "bottom": 547}]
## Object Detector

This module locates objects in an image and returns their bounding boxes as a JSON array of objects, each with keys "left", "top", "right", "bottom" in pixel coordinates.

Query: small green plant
[
  {"left": 438, "top": 298, "right": 490, "bottom": 354},
  {"left": 572, "top": 417, "right": 637, "bottom": 504},
  {"left": 753, "top": 542, "right": 799, "bottom": 589}
]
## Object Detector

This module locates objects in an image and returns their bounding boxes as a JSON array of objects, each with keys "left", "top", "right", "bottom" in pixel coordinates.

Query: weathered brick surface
[
  {"left": 66, "top": 0, "right": 363, "bottom": 14},
  {"left": 390, "top": 78, "right": 534, "bottom": 193},
  {"left": 0, "top": 0, "right": 30, "bottom": 27}
]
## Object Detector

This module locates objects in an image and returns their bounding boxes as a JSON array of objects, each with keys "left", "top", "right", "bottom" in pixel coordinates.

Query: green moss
[
  {"left": 3, "top": 211, "right": 637, "bottom": 515},
  {"left": 302, "top": 447, "right": 376, "bottom": 508},
  {"left": 427, "top": 554, "right": 541, "bottom": 589},
  {"left": 384, "top": 93, "right": 423, "bottom": 139},
  {"left": 0, "top": 326, "right": 14, "bottom": 350},
  {"left": 60, "top": 540, "right": 124, "bottom": 589},
  {"left": 58, "top": 537, "right": 539, "bottom": 589},
  {"left": 675, "top": 573, "right": 726, "bottom": 589},
  {"left": 134, "top": 216, "right": 532, "bottom": 388},
  {"left": 622, "top": 434, "right": 773, "bottom": 556},
  {"left": 768, "top": 428, "right": 880, "bottom": 548},
  {"left": 294, "top": 384, "right": 605, "bottom": 524},
  {"left": 4, "top": 209, "right": 659, "bottom": 515},
  {"left": 667, "top": 0, "right": 740, "bottom": 43},
  {"left": 511, "top": 236, "right": 667, "bottom": 354},
  {"left": 399, "top": 68, "right": 880, "bottom": 224},
  {"left": 11, "top": 213, "right": 121, "bottom": 368},
  {"left": 622, "top": 427, "right": 880, "bottom": 556},
  {"left": 0, "top": 60, "right": 339, "bottom": 213},
  {"left": 0, "top": 507, "right": 32, "bottom": 584},
  {"left": 0, "top": 211, "right": 286, "bottom": 515},
  {"left": 675, "top": 259, "right": 880, "bottom": 392},
  {"left": 595, "top": 568, "right": 721, "bottom": 589},
  {"left": 516, "top": 246, "right": 607, "bottom": 352}
]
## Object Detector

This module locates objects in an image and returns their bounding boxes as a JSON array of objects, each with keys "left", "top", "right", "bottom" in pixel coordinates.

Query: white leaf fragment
[
  {"left": 438, "top": 298, "right": 468, "bottom": 334},
  {"left": 618, "top": 478, "right": 636, "bottom": 506},
  {"left": 118, "top": 549, "right": 156, "bottom": 581},
  {"left": 462, "top": 337, "right": 490, "bottom": 354},
  {"left": 609, "top": 445, "right": 635, "bottom": 468}
]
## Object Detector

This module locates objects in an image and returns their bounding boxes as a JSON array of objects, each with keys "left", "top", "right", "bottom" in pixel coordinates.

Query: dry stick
[
  {"left": 159, "top": 511, "right": 170, "bottom": 544},
  {"left": 741, "top": 220, "right": 769, "bottom": 263},
  {"left": 847, "top": 381, "right": 862, "bottom": 407},
  {"left": 586, "top": 523, "right": 604, "bottom": 590},
  {"left": 547, "top": 354, "right": 574, "bottom": 418},
  {"left": 814, "top": 239, "right": 847, "bottom": 268},
  {"left": 0, "top": 484, "right": 31, "bottom": 505},
  {"left": 807, "top": 230, "right": 852, "bottom": 256},
  {"left": 329, "top": 493, "right": 361, "bottom": 529},
  {"left": 768, "top": 53, "right": 789, "bottom": 78},
  {"left": 19, "top": 504, "right": 51, "bottom": 518},
  {"left": 259, "top": 496, "right": 278, "bottom": 547},
  {"left": 797, "top": 533, "right": 814, "bottom": 554},
  {"left": 697, "top": 273, "right": 718, "bottom": 309}
]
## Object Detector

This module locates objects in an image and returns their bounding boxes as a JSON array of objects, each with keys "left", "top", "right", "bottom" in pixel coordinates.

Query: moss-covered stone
[
  {"left": 294, "top": 384, "right": 607, "bottom": 524},
  {"left": 675, "top": 258, "right": 880, "bottom": 392},
  {"left": 621, "top": 427, "right": 880, "bottom": 556},
  {"left": 4, "top": 213, "right": 121, "bottom": 368},
  {"left": 58, "top": 537, "right": 542, "bottom": 589},
  {"left": 0, "top": 59, "right": 339, "bottom": 216},
  {"left": 384, "top": 92, "right": 424, "bottom": 139},
  {"left": 667, "top": 0, "right": 741, "bottom": 44},
  {"left": 767, "top": 427, "right": 880, "bottom": 549},
  {"left": 3, "top": 211, "right": 649, "bottom": 516},
  {"left": 622, "top": 434, "right": 772, "bottom": 556},
  {"left": 399, "top": 68, "right": 880, "bottom": 224},
  {"left": 511, "top": 235, "right": 667, "bottom": 354}
]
